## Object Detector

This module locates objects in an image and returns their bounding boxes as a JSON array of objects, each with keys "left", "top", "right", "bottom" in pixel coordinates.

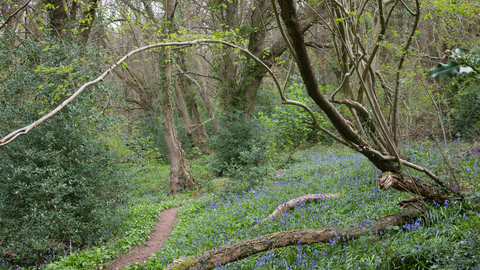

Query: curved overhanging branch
[
  {"left": 1, "top": 38, "right": 348, "bottom": 148},
  {"left": 282, "top": 99, "right": 349, "bottom": 146},
  {"left": 0, "top": 0, "right": 32, "bottom": 31}
]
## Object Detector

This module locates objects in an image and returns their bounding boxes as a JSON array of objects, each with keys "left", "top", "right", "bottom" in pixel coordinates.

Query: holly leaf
[
  {"left": 429, "top": 61, "right": 460, "bottom": 78},
  {"left": 459, "top": 66, "right": 474, "bottom": 74},
  {"left": 429, "top": 61, "right": 475, "bottom": 78},
  {"left": 450, "top": 48, "right": 465, "bottom": 59}
]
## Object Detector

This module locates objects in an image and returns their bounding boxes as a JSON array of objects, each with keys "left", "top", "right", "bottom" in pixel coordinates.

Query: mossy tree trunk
[{"left": 160, "top": 0, "right": 194, "bottom": 193}]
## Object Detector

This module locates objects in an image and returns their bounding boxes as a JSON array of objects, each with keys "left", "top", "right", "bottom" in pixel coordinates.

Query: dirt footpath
[{"left": 106, "top": 206, "right": 180, "bottom": 270}]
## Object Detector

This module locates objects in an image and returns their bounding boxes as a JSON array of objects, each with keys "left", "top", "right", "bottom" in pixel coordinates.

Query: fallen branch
[
  {"left": 167, "top": 209, "right": 421, "bottom": 270},
  {"left": 378, "top": 172, "right": 448, "bottom": 203},
  {"left": 262, "top": 193, "right": 340, "bottom": 222}
]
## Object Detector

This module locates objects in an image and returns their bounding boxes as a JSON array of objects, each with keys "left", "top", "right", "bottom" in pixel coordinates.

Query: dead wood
[
  {"left": 167, "top": 209, "right": 421, "bottom": 270},
  {"left": 378, "top": 172, "right": 448, "bottom": 203},
  {"left": 262, "top": 194, "right": 340, "bottom": 222}
]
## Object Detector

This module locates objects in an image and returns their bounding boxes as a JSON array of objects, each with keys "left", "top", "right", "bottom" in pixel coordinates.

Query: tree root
[
  {"left": 262, "top": 193, "right": 340, "bottom": 222},
  {"left": 165, "top": 208, "right": 421, "bottom": 270}
]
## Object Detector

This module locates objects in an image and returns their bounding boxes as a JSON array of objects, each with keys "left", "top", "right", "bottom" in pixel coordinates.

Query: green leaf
[
  {"left": 450, "top": 48, "right": 465, "bottom": 59},
  {"left": 429, "top": 61, "right": 460, "bottom": 78},
  {"left": 386, "top": 225, "right": 400, "bottom": 231},
  {"left": 429, "top": 61, "right": 475, "bottom": 78}
]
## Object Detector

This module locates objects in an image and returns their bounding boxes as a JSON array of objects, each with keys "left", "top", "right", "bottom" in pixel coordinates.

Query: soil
[{"left": 106, "top": 206, "right": 180, "bottom": 270}]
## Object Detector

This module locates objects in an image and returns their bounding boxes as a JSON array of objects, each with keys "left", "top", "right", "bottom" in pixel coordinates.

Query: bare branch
[
  {"left": 0, "top": 38, "right": 312, "bottom": 147},
  {"left": 175, "top": 71, "right": 222, "bottom": 81},
  {"left": 0, "top": 0, "right": 31, "bottom": 31}
]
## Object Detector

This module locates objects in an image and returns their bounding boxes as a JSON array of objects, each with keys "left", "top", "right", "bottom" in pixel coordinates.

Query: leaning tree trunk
[
  {"left": 173, "top": 80, "right": 196, "bottom": 146},
  {"left": 276, "top": 0, "right": 453, "bottom": 203},
  {"left": 160, "top": 65, "right": 195, "bottom": 193},
  {"left": 188, "top": 101, "right": 209, "bottom": 144},
  {"left": 160, "top": 0, "right": 194, "bottom": 193}
]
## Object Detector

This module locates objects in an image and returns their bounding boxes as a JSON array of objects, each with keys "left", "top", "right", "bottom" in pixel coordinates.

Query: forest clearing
[{"left": 1, "top": 0, "right": 480, "bottom": 269}]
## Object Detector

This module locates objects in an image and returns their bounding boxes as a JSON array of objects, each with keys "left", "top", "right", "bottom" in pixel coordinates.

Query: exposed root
[
  {"left": 165, "top": 209, "right": 421, "bottom": 270},
  {"left": 263, "top": 193, "right": 340, "bottom": 222}
]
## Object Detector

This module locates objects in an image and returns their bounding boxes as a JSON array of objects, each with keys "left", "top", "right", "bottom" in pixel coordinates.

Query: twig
[{"left": 0, "top": 0, "right": 31, "bottom": 31}]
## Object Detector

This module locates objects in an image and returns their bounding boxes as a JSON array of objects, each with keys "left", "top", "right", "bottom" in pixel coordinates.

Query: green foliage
[
  {"left": 430, "top": 47, "right": 480, "bottom": 139},
  {"left": 448, "top": 76, "right": 480, "bottom": 139},
  {"left": 260, "top": 83, "right": 333, "bottom": 152},
  {"left": 209, "top": 111, "right": 271, "bottom": 193},
  {"left": 0, "top": 36, "right": 130, "bottom": 267},
  {"left": 429, "top": 48, "right": 479, "bottom": 78}
]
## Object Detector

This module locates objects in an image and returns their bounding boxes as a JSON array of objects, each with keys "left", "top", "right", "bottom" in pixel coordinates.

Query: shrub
[
  {"left": 259, "top": 84, "right": 334, "bottom": 152},
  {"left": 447, "top": 75, "right": 480, "bottom": 140},
  {"left": 209, "top": 111, "right": 271, "bottom": 193},
  {"left": 0, "top": 118, "right": 130, "bottom": 267},
  {"left": 0, "top": 36, "right": 130, "bottom": 267}
]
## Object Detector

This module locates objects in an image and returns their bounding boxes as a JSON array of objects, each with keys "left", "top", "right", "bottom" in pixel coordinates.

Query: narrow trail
[{"left": 107, "top": 206, "right": 180, "bottom": 270}]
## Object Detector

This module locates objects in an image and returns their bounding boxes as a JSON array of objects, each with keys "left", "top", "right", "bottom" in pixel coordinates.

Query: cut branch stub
[
  {"left": 166, "top": 209, "right": 421, "bottom": 270},
  {"left": 263, "top": 193, "right": 340, "bottom": 222},
  {"left": 378, "top": 172, "right": 448, "bottom": 203}
]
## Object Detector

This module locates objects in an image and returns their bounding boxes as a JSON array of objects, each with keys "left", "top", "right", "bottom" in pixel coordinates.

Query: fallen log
[
  {"left": 262, "top": 193, "right": 340, "bottom": 222},
  {"left": 166, "top": 208, "right": 421, "bottom": 270}
]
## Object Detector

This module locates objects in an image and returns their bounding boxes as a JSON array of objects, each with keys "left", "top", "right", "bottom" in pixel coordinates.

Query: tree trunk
[
  {"left": 46, "top": 0, "right": 68, "bottom": 39},
  {"left": 167, "top": 209, "right": 420, "bottom": 270},
  {"left": 187, "top": 99, "right": 209, "bottom": 154},
  {"left": 193, "top": 47, "right": 220, "bottom": 133},
  {"left": 160, "top": 0, "right": 194, "bottom": 194},
  {"left": 173, "top": 80, "right": 195, "bottom": 146},
  {"left": 161, "top": 60, "right": 195, "bottom": 193},
  {"left": 76, "top": 0, "right": 98, "bottom": 44},
  {"left": 188, "top": 101, "right": 209, "bottom": 143}
]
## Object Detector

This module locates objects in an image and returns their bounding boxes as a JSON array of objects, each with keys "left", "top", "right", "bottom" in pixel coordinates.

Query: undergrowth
[
  {"left": 3, "top": 142, "right": 479, "bottom": 270},
  {"left": 132, "top": 144, "right": 480, "bottom": 270}
]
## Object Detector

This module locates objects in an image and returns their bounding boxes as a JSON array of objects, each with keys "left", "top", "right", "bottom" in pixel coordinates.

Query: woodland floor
[{"left": 106, "top": 207, "right": 180, "bottom": 270}]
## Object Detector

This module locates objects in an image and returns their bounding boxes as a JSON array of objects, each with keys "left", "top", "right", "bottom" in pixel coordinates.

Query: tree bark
[
  {"left": 193, "top": 47, "right": 219, "bottom": 133},
  {"left": 262, "top": 193, "right": 339, "bottom": 222},
  {"left": 173, "top": 80, "right": 195, "bottom": 146},
  {"left": 167, "top": 209, "right": 420, "bottom": 270},
  {"left": 188, "top": 101, "right": 209, "bottom": 143},
  {"left": 160, "top": 0, "right": 195, "bottom": 193},
  {"left": 76, "top": 0, "right": 99, "bottom": 44},
  {"left": 161, "top": 58, "right": 195, "bottom": 193},
  {"left": 46, "top": 0, "right": 68, "bottom": 38}
]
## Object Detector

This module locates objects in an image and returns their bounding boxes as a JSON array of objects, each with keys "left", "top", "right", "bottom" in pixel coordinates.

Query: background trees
[
  {"left": 2, "top": 0, "right": 479, "bottom": 197},
  {"left": 0, "top": 0, "right": 479, "bottom": 267}
]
